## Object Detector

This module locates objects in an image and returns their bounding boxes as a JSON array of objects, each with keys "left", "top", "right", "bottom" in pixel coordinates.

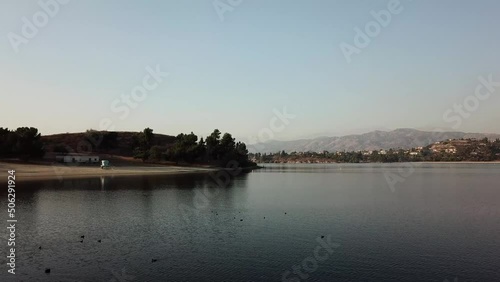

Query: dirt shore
[
  {"left": 417, "top": 161, "right": 500, "bottom": 164},
  {"left": 0, "top": 162, "right": 218, "bottom": 181}
]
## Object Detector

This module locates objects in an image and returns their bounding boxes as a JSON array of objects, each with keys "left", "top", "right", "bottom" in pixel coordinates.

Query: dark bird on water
[
  {"left": 240, "top": 219, "right": 243, "bottom": 221},
  {"left": 45, "top": 268, "right": 50, "bottom": 274},
  {"left": 285, "top": 212, "right": 287, "bottom": 215},
  {"left": 152, "top": 259, "right": 157, "bottom": 263},
  {"left": 39, "top": 246, "right": 42, "bottom": 250},
  {"left": 321, "top": 235, "right": 325, "bottom": 239},
  {"left": 97, "top": 240, "right": 101, "bottom": 243},
  {"left": 80, "top": 235, "right": 85, "bottom": 239},
  {"left": 79, "top": 240, "right": 84, "bottom": 243}
]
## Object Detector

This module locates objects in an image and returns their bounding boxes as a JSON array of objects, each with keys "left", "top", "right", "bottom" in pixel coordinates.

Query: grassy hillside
[{"left": 42, "top": 131, "right": 176, "bottom": 157}]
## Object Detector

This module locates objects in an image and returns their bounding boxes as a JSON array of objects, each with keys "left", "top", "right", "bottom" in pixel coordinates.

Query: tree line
[
  {"left": 0, "top": 127, "right": 45, "bottom": 159},
  {"left": 0, "top": 127, "right": 256, "bottom": 168},
  {"left": 132, "top": 128, "right": 256, "bottom": 168}
]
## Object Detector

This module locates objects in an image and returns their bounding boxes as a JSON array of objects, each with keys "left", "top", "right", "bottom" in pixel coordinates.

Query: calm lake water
[{"left": 1, "top": 163, "right": 500, "bottom": 281}]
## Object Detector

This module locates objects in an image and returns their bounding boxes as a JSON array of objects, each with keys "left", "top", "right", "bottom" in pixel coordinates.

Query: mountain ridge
[{"left": 248, "top": 128, "right": 500, "bottom": 153}]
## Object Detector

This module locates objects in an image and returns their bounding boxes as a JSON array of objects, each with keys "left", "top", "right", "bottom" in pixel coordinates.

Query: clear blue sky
[{"left": 1, "top": 0, "right": 499, "bottom": 142}]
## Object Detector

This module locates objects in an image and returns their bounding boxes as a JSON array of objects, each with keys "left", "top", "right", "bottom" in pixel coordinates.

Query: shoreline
[
  {"left": 414, "top": 161, "right": 500, "bottom": 164},
  {"left": 258, "top": 161, "right": 500, "bottom": 165},
  {"left": 1, "top": 162, "right": 221, "bottom": 182},
  {"left": 3, "top": 161, "right": 497, "bottom": 182}
]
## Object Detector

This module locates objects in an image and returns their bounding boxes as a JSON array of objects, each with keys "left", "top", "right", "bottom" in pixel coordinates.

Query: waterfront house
[{"left": 56, "top": 154, "right": 100, "bottom": 163}]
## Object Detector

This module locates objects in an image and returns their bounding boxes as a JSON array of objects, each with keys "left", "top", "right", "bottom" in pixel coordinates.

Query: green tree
[
  {"left": 143, "top": 128, "right": 154, "bottom": 146},
  {"left": 205, "top": 129, "right": 221, "bottom": 161},
  {"left": 13, "top": 127, "right": 45, "bottom": 159},
  {"left": 167, "top": 132, "right": 200, "bottom": 163},
  {"left": 148, "top": 145, "right": 166, "bottom": 161},
  {"left": 0, "top": 128, "right": 16, "bottom": 157},
  {"left": 133, "top": 128, "right": 155, "bottom": 161}
]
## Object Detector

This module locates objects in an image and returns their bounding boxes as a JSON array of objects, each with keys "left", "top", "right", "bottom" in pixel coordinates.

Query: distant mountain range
[{"left": 248, "top": 129, "right": 500, "bottom": 153}]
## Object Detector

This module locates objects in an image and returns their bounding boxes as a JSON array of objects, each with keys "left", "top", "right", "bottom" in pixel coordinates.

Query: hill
[
  {"left": 42, "top": 131, "right": 176, "bottom": 157},
  {"left": 249, "top": 128, "right": 500, "bottom": 153},
  {"left": 251, "top": 137, "right": 500, "bottom": 163}
]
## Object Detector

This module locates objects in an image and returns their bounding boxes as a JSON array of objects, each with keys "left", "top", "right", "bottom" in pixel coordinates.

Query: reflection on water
[{"left": 1, "top": 164, "right": 500, "bottom": 281}]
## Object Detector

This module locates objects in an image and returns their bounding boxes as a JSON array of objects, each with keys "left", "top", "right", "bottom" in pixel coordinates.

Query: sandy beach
[{"left": 1, "top": 162, "right": 218, "bottom": 182}]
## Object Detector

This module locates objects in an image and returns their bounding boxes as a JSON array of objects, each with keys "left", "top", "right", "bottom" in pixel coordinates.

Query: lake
[{"left": 1, "top": 163, "right": 500, "bottom": 281}]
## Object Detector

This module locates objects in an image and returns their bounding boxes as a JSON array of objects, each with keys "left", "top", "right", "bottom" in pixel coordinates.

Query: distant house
[
  {"left": 56, "top": 154, "right": 99, "bottom": 163},
  {"left": 430, "top": 143, "right": 457, "bottom": 154},
  {"left": 445, "top": 148, "right": 457, "bottom": 154}
]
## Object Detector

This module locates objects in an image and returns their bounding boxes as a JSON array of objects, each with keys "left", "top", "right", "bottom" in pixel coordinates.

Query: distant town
[{"left": 249, "top": 138, "right": 500, "bottom": 163}]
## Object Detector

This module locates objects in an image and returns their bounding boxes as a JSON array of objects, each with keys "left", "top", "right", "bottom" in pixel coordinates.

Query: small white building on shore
[{"left": 56, "top": 155, "right": 100, "bottom": 164}]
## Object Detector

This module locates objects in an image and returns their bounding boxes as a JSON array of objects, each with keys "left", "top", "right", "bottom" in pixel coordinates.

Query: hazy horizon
[
  {"left": 32, "top": 127, "right": 500, "bottom": 144},
  {"left": 2, "top": 0, "right": 500, "bottom": 142}
]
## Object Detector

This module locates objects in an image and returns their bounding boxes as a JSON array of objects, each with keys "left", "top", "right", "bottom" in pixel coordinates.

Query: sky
[{"left": 1, "top": 0, "right": 499, "bottom": 143}]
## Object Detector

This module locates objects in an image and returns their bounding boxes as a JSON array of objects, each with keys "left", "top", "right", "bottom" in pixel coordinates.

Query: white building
[
  {"left": 56, "top": 155, "right": 100, "bottom": 163},
  {"left": 445, "top": 148, "right": 457, "bottom": 154}
]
